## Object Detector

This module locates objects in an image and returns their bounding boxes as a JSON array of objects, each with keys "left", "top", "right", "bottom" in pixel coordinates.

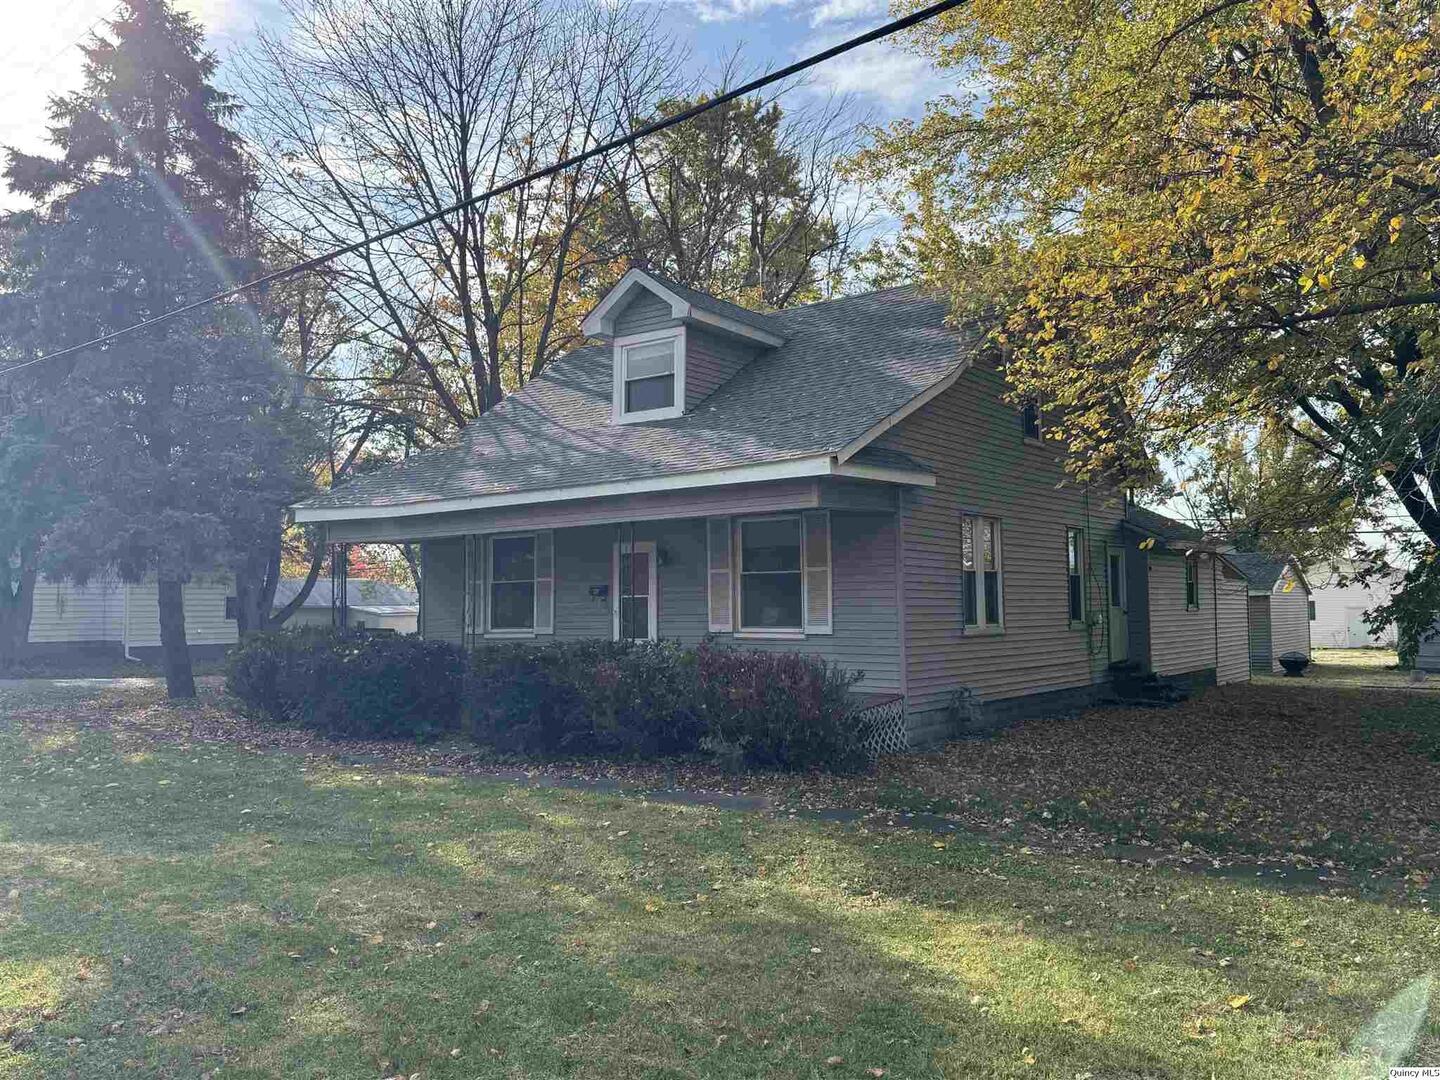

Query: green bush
[
  {"left": 693, "top": 643, "right": 870, "bottom": 772},
  {"left": 226, "top": 628, "right": 465, "bottom": 740},
  {"left": 228, "top": 630, "right": 871, "bottom": 770},
  {"left": 463, "top": 639, "right": 704, "bottom": 757}
]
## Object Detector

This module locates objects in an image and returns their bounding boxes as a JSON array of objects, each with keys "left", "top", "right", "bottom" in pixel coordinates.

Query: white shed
[
  {"left": 1304, "top": 561, "right": 1399, "bottom": 648},
  {"left": 1228, "top": 554, "right": 1312, "bottom": 672}
]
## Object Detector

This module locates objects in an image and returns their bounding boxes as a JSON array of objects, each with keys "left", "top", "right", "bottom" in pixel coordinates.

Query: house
[
  {"left": 293, "top": 268, "right": 1248, "bottom": 740},
  {"left": 1121, "top": 506, "right": 1252, "bottom": 688},
  {"left": 1227, "top": 553, "right": 1312, "bottom": 672},
  {"left": 1304, "top": 560, "right": 1399, "bottom": 648},
  {"left": 1420, "top": 619, "right": 1440, "bottom": 672},
  {"left": 26, "top": 573, "right": 239, "bottom": 660},
  {"left": 273, "top": 578, "right": 419, "bottom": 635}
]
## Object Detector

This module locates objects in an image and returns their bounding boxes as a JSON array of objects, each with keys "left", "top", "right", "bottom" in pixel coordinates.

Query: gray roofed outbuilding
[
  {"left": 1227, "top": 553, "right": 1307, "bottom": 592},
  {"left": 271, "top": 578, "right": 418, "bottom": 612},
  {"left": 296, "top": 285, "right": 970, "bottom": 514}
]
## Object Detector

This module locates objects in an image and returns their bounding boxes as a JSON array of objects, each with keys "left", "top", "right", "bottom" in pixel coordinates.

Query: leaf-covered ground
[{"left": 2, "top": 674, "right": 1439, "bottom": 1078}]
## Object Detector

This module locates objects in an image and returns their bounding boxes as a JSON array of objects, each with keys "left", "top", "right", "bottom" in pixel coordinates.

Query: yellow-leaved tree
[{"left": 856, "top": 0, "right": 1440, "bottom": 657}]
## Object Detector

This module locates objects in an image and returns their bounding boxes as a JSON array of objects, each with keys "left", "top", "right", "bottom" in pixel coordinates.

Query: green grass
[
  {"left": 1254, "top": 648, "right": 1428, "bottom": 691},
  {"left": 2, "top": 686, "right": 1439, "bottom": 1078}
]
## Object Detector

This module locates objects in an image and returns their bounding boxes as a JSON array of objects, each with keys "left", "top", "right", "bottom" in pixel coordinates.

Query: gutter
[
  {"left": 122, "top": 582, "right": 141, "bottom": 663},
  {"left": 292, "top": 453, "right": 938, "bottom": 525}
]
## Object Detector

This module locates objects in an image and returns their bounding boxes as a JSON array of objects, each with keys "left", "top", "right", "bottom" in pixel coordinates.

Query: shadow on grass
[{"left": 2, "top": 720, "right": 1438, "bottom": 1078}]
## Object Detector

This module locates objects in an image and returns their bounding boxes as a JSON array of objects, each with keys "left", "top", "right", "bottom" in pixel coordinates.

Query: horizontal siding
[
  {"left": 420, "top": 538, "right": 466, "bottom": 645},
  {"left": 124, "top": 577, "right": 239, "bottom": 647},
  {"left": 1268, "top": 586, "right": 1311, "bottom": 667},
  {"left": 875, "top": 366, "right": 1125, "bottom": 711},
  {"left": 1419, "top": 620, "right": 1440, "bottom": 672},
  {"left": 1148, "top": 553, "right": 1216, "bottom": 677},
  {"left": 1310, "top": 580, "right": 1397, "bottom": 647},
  {"left": 613, "top": 289, "right": 678, "bottom": 336},
  {"left": 328, "top": 479, "right": 823, "bottom": 543},
  {"left": 27, "top": 575, "right": 124, "bottom": 643},
  {"left": 1216, "top": 564, "right": 1250, "bottom": 684},
  {"left": 685, "top": 327, "right": 754, "bottom": 409},
  {"left": 1249, "top": 597, "right": 1273, "bottom": 671},
  {"left": 454, "top": 513, "right": 902, "bottom": 694}
]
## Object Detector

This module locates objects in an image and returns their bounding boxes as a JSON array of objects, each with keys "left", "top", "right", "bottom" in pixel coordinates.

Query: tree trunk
[
  {"left": 269, "top": 543, "right": 326, "bottom": 629},
  {"left": 156, "top": 577, "right": 196, "bottom": 699},
  {"left": 0, "top": 566, "right": 37, "bottom": 667}
]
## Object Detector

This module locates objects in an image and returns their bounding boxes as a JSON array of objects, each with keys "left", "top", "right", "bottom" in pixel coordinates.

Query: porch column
[{"left": 330, "top": 542, "right": 350, "bottom": 629}]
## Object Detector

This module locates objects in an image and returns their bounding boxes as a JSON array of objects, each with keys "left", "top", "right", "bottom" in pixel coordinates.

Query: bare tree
[
  {"left": 593, "top": 61, "right": 875, "bottom": 309},
  {"left": 234, "top": 0, "right": 676, "bottom": 442}
]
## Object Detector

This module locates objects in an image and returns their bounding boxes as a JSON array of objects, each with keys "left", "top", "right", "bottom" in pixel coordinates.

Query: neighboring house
[
  {"left": 26, "top": 574, "right": 239, "bottom": 659},
  {"left": 1228, "top": 554, "right": 1312, "bottom": 672},
  {"left": 1420, "top": 619, "right": 1440, "bottom": 672},
  {"left": 1304, "top": 560, "right": 1399, "bottom": 648},
  {"left": 1122, "top": 507, "right": 1252, "bottom": 688},
  {"left": 293, "top": 267, "right": 1248, "bottom": 740},
  {"left": 272, "top": 578, "right": 419, "bottom": 635}
]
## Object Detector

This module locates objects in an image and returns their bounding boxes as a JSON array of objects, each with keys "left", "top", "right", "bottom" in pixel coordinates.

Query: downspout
[{"left": 122, "top": 582, "right": 141, "bottom": 663}]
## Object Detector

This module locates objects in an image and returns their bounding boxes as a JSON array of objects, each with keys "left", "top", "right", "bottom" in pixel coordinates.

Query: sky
[{"left": 0, "top": 0, "right": 950, "bottom": 210}]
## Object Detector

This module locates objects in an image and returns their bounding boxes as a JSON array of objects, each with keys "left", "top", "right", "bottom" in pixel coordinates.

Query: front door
[
  {"left": 1107, "top": 547, "right": 1129, "bottom": 662},
  {"left": 613, "top": 540, "right": 658, "bottom": 641}
]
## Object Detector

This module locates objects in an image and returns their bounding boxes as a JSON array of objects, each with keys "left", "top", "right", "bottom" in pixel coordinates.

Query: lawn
[
  {"left": 1254, "top": 648, "right": 1426, "bottom": 691},
  {"left": 2, "top": 679, "right": 1439, "bottom": 1078}
]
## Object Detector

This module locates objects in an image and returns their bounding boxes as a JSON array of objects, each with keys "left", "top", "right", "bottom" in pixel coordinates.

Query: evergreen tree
[{"left": 0, "top": 0, "right": 309, "bottom": 696}]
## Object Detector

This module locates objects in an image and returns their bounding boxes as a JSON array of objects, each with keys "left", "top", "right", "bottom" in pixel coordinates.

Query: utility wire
[{"left": 0, "top": 0, "right": 966, "bottom": 378}]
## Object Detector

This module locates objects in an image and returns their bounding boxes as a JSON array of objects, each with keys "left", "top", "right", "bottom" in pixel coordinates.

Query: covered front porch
[{"left": 313, "top": 472, "right": 916, "bottom": 701}]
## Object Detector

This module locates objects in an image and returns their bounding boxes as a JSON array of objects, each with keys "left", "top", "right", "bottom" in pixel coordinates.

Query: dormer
[{"left": 580, "top": 267, "right": 788, "bottom": 425}]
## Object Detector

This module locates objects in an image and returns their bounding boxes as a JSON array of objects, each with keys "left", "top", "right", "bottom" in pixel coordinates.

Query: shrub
[
  {"left": 693, "top": 643, "right": 869, "bottom": 772},
  {"left": 226, "top": 628, "right": 465, "bottom": 740},
  {"left": 463, "top": 639, "right": 705, "bottom": 757}
]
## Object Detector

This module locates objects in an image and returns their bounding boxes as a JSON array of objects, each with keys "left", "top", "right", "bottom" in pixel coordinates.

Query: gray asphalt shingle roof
[
  {"left": 299, "top": 285, "right": 970, "bottom": 512},
  {"left": 1125, "top": 505, "right": 1206, "bottom": 544},
  {"left": 1227, "top": 553, "right": 1295, "bottom": 591}
]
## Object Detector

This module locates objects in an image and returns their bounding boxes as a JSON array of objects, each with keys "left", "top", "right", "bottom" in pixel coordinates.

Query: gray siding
[
  {"left": 612, "top": 289, "right": 677, "bottom": 336},
  {"left": 874, "top": 367, "right": 1125, "bottom": 714},
  {"left": 1268, "top": 583, "right": 1311, "bottom": 666},
  {"left": 1148, "top": 553, "right": 1215, "bottom": 677},
  {"left": 1419, "top": 619, "right": 1440, "bottom": 672},
  {"left": 419, "top": 537, "right": 465, "bottom": 644},
  {"left": 1216, "top": 562, "right": 1250, "bottom": 684},
  {"left": 685, "top": 327, "right": 755, "bottom": 409},
  {"left": 1248, "top": 596, "right": 1273, "bottom": 671},
  {"left": 1125, "top": 549, "right": 1151, "bottom": 666},
  {"left": 457, "top": 512, "right": 902, "bottom": 694}
]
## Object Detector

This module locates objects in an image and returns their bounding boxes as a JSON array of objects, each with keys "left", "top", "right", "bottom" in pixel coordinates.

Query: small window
[
  {"left": 961, "top": 515, "right": 1003, "bottom": 628},
  {"left": 1308, "top": 599, "right": 1316, "bottom": 621},
  {"left": 224, "top": 596, "right": 239, "bottom": 621},
  {"left": 617, "top": 333, "right": 681, "bottom": 419},
  {"left": 1184, "top": 556, "right": 1200, "bottom": 610},
  {"left": 1066, "top": 528, "right": 1085, "bottom": 623},
  {"left": 1020, "top": 399, "right": 1041, "bottom": 440},
  {"left": 739, "top": 517, "right": 804, "bottom": 631},
  {"left": 489, "top": 535, "right": 536, "bottom": 631}
]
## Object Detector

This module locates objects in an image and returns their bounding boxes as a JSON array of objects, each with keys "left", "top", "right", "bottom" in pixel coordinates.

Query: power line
[{"left": 0, "top": 0, "right": 965, "bottom": 378}]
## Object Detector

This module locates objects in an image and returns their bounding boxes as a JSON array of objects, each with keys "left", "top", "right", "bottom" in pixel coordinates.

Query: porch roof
[{"left": 294, "top": 285, "right": 969, "bottom": 524}]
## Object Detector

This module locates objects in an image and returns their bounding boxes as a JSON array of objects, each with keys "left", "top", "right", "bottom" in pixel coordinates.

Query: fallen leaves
[{"left": 1227, "top": 994, "right": 1252, "bottom": 1010}]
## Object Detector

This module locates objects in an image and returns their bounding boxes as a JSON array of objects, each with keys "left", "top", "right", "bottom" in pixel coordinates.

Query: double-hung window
[
  {"left": 478, "top": 532, "right": 554, "bottom": 636},
  {"left": 1066, "top": 527, "right": 1085, "bottom": 623},
  {"left": 614, "top": 329, "right": 684, "bottom": 422},
  {"left": 1019, "top": 399, "right": 1041, "bottom": 440},
  {"left": 739, "top": 517, "right": 804, "bottom": 632},
  {"left": 961, "top": 515, "right": 1003, "bottom": 629},
  {"left": 1184, "top": 556, "right": 1200, "bottom": 610}
]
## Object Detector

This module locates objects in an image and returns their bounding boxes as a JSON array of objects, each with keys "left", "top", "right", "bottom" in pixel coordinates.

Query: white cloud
[
  {"left": 808, "top": 0, "right": 887, "bottom": 26},
  {"left": 798, "top": 33, "right": 951, "bottom": 112},
  {"left": 678, "top": 0, "right": 798, "bottom": 23}
]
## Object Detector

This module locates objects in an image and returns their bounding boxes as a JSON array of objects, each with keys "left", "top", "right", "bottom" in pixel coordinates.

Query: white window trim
[
  {"left": 613, "top": 326, "right": 686, "bottom": 424},
  {"left": 1066, "top": 526, "right": 1086, "bottom": 628},
  {"left": 1184, "top": 555, "right": 1201, "bottom": 611},
  {"left": 736, "top": 513, "right": 807, "bottom": 636},
  {"left": 612, "top": 539, "right": 659, "bottom": 641},
  {"left": 483, "top": 531, "right": 543, "bottom": 638},
  {"left": 961, "top": 514, "right": 1005, "bottom": 633}
]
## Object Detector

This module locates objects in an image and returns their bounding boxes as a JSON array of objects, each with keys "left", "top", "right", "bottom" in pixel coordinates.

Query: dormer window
[{"left": 614, "top": 328, "right": 686, "bottom": 423}]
